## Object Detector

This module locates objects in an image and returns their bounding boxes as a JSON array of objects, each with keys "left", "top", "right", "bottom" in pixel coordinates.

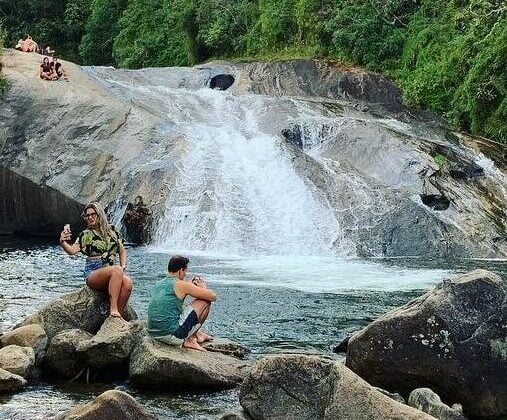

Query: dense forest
[{"left": 0, "top": 0, "right": 505, "bottom": 144}]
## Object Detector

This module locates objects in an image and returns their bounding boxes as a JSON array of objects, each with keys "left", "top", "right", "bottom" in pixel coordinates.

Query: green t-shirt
[
  {"left": 77, "top": 225, "right": 124, "bottom": 259},
  {"left": 148, "top": 278, "right": 183, "bottom": 337}
]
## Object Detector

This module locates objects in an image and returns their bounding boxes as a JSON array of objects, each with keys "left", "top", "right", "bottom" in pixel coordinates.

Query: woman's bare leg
[
  {"left": 86, "top": 265, "right": 124, "bottom": 317},
  {"left": 118, "top": 275, "right": 133, "bottom": 314}
]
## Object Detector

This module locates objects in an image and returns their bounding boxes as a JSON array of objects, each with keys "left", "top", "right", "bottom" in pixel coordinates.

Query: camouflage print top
[{"left": 76, "top": 225, "right": 124, "bottom": 261}]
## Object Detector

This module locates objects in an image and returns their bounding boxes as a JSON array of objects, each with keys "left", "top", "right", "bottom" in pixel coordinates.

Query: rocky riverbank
[
  {"left": 0, "top": 269, "right": 505, "bottom": 419},
  {"left": 0, "top": 49, "right": 506, "bottom": 257}
]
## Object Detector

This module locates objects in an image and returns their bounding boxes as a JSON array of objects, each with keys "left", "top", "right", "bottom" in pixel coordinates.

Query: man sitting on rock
[{"left": 148, "top": 255, "right": 216, "bottom": 351}]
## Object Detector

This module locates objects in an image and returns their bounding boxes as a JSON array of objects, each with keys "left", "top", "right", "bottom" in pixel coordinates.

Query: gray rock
[
  {"left": 76, "top": 317, "right": 144, "bottom": 369},
  {"left": 373, "top": 387, "right": 406, "bottom": 404},
  {"left": 45, "top": 329, "right": 92, "bottom": 379},
  {"left": 203, "top": 338, "right": 249, "bottom": 359},
  {"left": 346, "top": 269, "right": 507, "bottom": 419},
  {"left": 0, "top": 324, "right": 47, "bottom": 363},
  {"left": 129, "top": 337, "right": 249, "bottom": 388},
  {"left": 54, "top": 389, "right": 157, "bottom": 420},
  {"left": 0, "top": 367, "right": 27, "bottom": 393},
  {"left": 408, "top": 388, "right": 466, "bottom": 420},
  {"left": 0, "top": 345, "right": 35, "bottom": 378},
  {"left": 17, "top": 286, "right": 137, "bottom": 340},
  {"left": 239, "top": 355, "right": 435, "bottom": 420}
]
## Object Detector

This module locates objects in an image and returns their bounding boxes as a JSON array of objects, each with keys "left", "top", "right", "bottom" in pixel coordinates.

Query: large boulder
[
  {"left": 129, "top": 337, "right": 248, "bottom": 389},
  {"left": 0, "top": 368, "right": 27, "bottom": 393},
  {"left": 0, "top": 324, "right": 47, "bottom": 363},
  {"left": 54, "top": 389, "right": 157, "bottom": 420},
  {"left": 0, "top": 345, "right": 35, "bottom": 378},
  {"left": 203, "top": 338, "right": 249, "bottom": 359},
  {"left": 45, "top": 329, "right": 92, "bottom": 379},
  {"left": 76, "top": 318, "right": 145, "bottom": 369},
  {"left": 239, "top": 355, "right": 435, "bottom": 420},
  {"left": 346, "top": 269, "right": 507, "bottom": 419},
  {"left": 17, "top": 286, "right": 137, "bottom": 340}
]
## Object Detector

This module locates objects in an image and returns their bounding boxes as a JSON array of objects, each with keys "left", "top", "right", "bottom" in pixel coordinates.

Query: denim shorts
[{"left": 83, "top": 259, "right": 108, "bottom": 280}]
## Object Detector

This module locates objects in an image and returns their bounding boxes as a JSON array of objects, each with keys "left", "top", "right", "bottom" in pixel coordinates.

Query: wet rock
[
  {"left": 449, "top": 164, "right": 485, "bottom": 180},
  {"left": 54, "top": 389, "right": 157, "bottom": 420},
  {"left": 346, "top": 269, "right": 507, "bottom": 419},
  {"left": 408, "top": 388, "right": 466, "bottom": 420},
  {"left": 0, "top": 368, "right": 27, "bottom": 393},
  {"left": 121, "top": 197, "right": 152, "bottom": 244},
  {"left": 239, "top": 355, "right": 435, "bottom": 420},
  {"left": 76, "top": 317, "right": 145, "bottom": 370},
  {"left": 129, "top": 337, "right": 249, "bottom": 389},
  {"left": 17, "top": 286, "right": 137, "bottom": 340},
  {"left": 0, "top": 345, "right": 35, "bottom": 378},
  {"left": 203, "top": 338, "right": 249, "bottom": 359},
  {"left": 210, "top": 74, "right": 235, "bottom": 90},
  {"left": 0, "top": 324, "right": 47, "bottom": 363},
  {"left": 45, "top": 329, "right": 92, "bottom": 379}
]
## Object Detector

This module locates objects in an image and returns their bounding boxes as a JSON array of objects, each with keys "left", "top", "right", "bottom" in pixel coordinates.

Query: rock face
[
  {"left": 121, "top": 198, "right": 153, "bottom": 244},
  {"left": 239, "top": 355, "right": 435, "bottom": 420},
  {"left": 55, "top": 389, "right": 157, "bottom": 420},
  {"left": 1, "top": 50, "right": 506, "bottom": 257},
  {"left": 408, "top": 388, "right": 466, "bottom": 420},
  {"left": 17, "top": 286, "right": 137, "bottom": 340},
  {"left": 129, "top": 337, "right": 248, "bottom": 389},
  {"left": 45, "top": 329, "right": 92, "bottom": 379},
  {"left": 0, "top": 368, "right": 27, "bottom": 393},
  {"left": 76, "top": 317, "right": 144, "bottom": 369},
  {"left": 346, "top": 269, "right": 507, "bottom": 419},
  {"left": 0, "top": 324, "right": 47, "bottom": 363},
  {"left": 0, "top": 345, "right": 35, "bottom": 378}
]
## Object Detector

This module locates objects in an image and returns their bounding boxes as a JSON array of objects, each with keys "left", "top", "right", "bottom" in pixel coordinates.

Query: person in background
[
  {"left": 54, "top": 58, "right": 68, "bottom": 79},
  {"left": 39, "top": 56, "right": 56, "bottom": 80},
  {"left": 148, "top": 255, "right": 216, "bottom": 351},
  {"left": 23, "top": 35, "right": 38, "bottom": 52},
  {"left": 15, "top": 36, "right": 27, "bottom": 51},
  {"left": 59, "top": 202, "right": 133, "bottom": 319}
]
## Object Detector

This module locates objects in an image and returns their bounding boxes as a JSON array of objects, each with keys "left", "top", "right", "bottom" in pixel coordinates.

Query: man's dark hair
[{"left": 168, "top": 255, "right": 189, "bottom": 272}]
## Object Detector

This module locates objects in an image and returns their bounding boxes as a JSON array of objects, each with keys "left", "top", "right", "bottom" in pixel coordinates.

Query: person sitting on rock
[
  {"left": 21, "top": 35, "right": 38, "bottom": 52},
  {"left": 59, "top": 202, "right": 133, "bottom": 319},
  {"left": 54, "top": 58, "right": 68, "bottom": 80},
  {"left": 148, "top": 255, "right": 216, "bottom": 351},
  {"left": 39, "top": 57, "right": 56, "bottom": 80},
  {"left": 15, "top": 36, "right": 28, "bottom": 51}
]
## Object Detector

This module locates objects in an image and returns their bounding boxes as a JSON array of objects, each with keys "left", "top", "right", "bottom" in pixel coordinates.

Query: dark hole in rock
[
  {"left": 210, "top": 74, "right": 235, "bottom": 91},
  {"left": 420, "top": 194, "right": 450, "bottom": 211},
  {"left": 449, "top": 165, "right": 485, "bottom": 180},
  {"left": 281, "top": 125, "right": 303, "bottom": 149}
]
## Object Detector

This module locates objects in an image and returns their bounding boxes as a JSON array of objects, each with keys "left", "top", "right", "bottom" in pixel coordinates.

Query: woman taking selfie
[{"left": 59, "top": 202, "right": 133, "bottom": 318}]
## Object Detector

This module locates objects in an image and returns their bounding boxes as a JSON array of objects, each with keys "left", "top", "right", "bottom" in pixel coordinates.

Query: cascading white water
[{"left": 153, "top": 88, "right": 340, "bottom": 256}]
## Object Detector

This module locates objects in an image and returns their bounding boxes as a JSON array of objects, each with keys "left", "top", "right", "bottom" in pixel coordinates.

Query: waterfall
[{"left": 85, "top": 68, "right": 341, "bottom": 256}]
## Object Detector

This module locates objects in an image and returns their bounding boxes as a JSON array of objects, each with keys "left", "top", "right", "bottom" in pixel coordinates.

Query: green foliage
[
  {"left": 79, "top": 0, "right": 127, "bottom": 65},
  {"left": 433, "top": 153, "right": 447, "bottom": 168},
  {"left": 1, "top": 0, "right": 506, "bottom": 143}
]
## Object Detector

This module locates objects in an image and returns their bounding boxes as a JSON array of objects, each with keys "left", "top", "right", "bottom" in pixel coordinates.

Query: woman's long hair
[{"left": 84, "top": 202, "right": 115, "bottom": 242}]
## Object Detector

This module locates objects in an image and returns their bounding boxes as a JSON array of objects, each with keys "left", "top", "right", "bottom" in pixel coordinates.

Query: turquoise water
[{"left": 0, "top": 238, "right": 505, "bottom": 419}]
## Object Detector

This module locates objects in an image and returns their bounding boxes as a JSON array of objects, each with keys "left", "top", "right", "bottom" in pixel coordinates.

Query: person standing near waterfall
[
  {"left": 148, "top": 255, "right": 216, "bottom": 351},
  {"left": 59, "top": 202, "right": 133, "bottom": 318}
]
